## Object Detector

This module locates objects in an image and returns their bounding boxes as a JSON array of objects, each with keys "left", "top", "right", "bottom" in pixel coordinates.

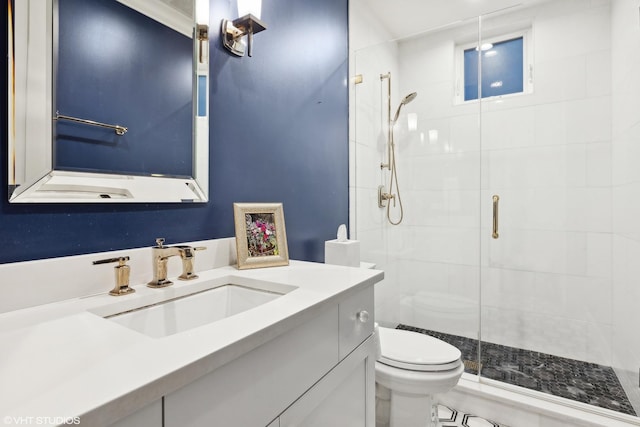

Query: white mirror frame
[{"left": 7, "top": 0, "right": 209, "bottom": 203}]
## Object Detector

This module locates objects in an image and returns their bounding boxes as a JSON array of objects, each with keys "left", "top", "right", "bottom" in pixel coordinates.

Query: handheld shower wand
[{"left": 392, "top": 92, "right": 417, "bottom": 123}]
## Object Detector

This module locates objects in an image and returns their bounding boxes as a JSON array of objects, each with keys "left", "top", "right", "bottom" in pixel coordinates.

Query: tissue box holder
[{"left": 325, "top": 239, "right": 360, "bottom": 267}]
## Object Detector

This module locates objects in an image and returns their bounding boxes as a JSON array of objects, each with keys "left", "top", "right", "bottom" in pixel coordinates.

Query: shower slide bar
[{"left": 54, "top": 111, "right": 128, "bottom": 136}]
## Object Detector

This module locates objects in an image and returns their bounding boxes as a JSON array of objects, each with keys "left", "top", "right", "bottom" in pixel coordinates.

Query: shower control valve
[{"left": 378, "top": 185, "right": 395, "bottom": 208}]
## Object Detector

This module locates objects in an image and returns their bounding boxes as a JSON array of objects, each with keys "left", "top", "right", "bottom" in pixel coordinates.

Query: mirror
[{"left": 7, "top": 0, "right": 209, "bottom": 202}]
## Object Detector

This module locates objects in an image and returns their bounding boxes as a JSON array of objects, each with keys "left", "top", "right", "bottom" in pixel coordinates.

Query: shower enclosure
[{"left": 351, "top": 0, "right": 640, "bottom": 422}]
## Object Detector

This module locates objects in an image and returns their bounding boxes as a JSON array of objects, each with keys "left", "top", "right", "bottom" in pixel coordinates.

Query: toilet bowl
[{"left": 375, "top": 326, "right": 464, "bottom": 427}]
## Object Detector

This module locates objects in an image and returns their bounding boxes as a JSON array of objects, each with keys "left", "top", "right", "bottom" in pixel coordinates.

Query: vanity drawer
[{"left": 339, "top": 286, "right": 374, "bottom": 360}]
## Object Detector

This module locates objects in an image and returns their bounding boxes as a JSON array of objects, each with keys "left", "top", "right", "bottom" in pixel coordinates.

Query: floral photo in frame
[{"left": 233, "top": 203, "right": 289, "bottom": 270}]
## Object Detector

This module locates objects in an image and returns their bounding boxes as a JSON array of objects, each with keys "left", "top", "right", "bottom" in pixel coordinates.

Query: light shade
[
  {"left": 195, "top": 0, "right": 209, "bottom": 25},
  {"left": 237, "top": 0, "right": 262, "bottom": 19}
]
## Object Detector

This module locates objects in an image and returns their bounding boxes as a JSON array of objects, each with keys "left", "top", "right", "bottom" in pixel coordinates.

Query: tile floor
[
  {"left": 439, "top": 405, "right": 508, "bottom": 427},
  {"left": 398, "top": 324, "right": 636, "bottom": 416}
]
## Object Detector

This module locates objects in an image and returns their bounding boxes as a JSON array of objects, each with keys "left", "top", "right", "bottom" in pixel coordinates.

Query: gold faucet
[
  {"left": 93, "top": 256, "right": 135, "bottom": 296},
  {"left": 148, "top": 238, "right": 206, "bottom": 288}
]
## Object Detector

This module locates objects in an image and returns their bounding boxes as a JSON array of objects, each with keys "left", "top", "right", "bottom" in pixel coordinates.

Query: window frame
[{"left": 454, "top": 28, "right": 533, "bottom": 104}]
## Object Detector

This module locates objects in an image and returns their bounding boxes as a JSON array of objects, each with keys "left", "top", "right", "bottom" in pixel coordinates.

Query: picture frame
[{"left": 233, "top": 202, "right": 290, "bottom": 270}]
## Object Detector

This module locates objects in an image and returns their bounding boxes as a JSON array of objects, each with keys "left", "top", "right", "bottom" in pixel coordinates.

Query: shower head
[
  {"left": 392, "top": 92, "right": 418, "bottom": 123},
  {"left": 402, "top": 92, "right": 417, "bottom": 105}
]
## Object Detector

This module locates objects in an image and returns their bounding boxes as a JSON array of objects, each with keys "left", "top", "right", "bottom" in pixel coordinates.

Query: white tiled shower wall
[{"left": 351, "top": 0, "right": 640, "bottom": 375}]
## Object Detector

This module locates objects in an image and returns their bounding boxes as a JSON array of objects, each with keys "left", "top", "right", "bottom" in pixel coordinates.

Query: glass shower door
[
  {"left": 352, "top": 11, "right": 484, "bottom": 377},
  {"left": 478, "top": 0, "right": 639, "bottom": 417}
]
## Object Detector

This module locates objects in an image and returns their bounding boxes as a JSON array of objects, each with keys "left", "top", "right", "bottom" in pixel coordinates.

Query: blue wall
[
  {"left": 0, "top": 0, "right": 349, "bottom": 264},
  {"left": 56, "top": 0, "right": 193, "bottom": 176}
]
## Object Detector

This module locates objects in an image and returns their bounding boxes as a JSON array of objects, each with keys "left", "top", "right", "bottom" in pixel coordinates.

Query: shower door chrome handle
[{"left": 492, "top": 195, "right": 500, "bottom": 239}]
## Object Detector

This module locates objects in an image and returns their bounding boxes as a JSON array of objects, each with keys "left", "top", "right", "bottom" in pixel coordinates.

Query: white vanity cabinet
[
  {"left": 108, "top": 400, "right": 162, "bottom": 427},
  {"left": 277, "top": 336, "right": 375, "bottom": 426},
  {"left": 164, "top": 286, "right": 375, "bottom": 427},
  {"left": 277, "top": 285, "right": 376, "bottom": 427}
]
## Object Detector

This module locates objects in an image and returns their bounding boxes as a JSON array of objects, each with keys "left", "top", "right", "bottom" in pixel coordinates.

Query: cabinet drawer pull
[{"left": 356, "top": 310, "right": 370, "bottom": 323}]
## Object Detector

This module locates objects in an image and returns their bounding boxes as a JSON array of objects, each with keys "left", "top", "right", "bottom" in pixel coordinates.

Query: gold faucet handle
[
  {"left": 92, "top": 256, "right": 135, "bottom": 296},
  {"left": 178, "top": 247, "right": 207, "bottom": 281},
  {"left": 93, "top": 256, "right": 130, "bottom": 266},
  {"left": 155, "top": 237, "right": 165, "bottom": 248},
  {"left": 176, "top": 246, "right": 207, "bottom": 258}
]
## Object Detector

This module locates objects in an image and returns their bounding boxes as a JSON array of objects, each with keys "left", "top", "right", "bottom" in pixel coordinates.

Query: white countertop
[{"left": 0, "top": 261, "right": 383, "bottom": 426}]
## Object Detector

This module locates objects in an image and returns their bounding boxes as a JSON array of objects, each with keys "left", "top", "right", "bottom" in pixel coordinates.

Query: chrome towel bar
[{"left": 54, "top": 111, "right": 128, "bottom": 135}]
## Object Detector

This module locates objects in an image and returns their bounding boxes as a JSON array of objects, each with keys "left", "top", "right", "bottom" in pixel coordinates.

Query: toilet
[{"left": 375, "top": 326, "right": 464, "bottom": 427}]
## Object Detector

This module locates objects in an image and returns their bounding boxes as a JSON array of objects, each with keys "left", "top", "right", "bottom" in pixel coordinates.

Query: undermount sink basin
[{"left": 104, "top": 283, "right": 289, "bottom": 338}]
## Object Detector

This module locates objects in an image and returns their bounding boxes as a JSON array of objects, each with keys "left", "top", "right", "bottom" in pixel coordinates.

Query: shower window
[{"left": 455, "top": 30, "right": 532, "bottom": 102}]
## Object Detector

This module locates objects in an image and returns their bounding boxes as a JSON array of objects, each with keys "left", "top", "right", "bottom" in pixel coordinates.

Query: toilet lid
[{"left": 378, "top": 327, "right": 462, "bottom": 372}]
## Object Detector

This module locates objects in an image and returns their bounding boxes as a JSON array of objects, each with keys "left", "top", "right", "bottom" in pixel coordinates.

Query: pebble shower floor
[{"left": 398, "top": 325, "right": 636, "bottom": 416}]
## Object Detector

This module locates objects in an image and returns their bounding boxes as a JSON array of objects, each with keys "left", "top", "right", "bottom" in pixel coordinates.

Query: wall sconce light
[{"left": 222, "top": 0, "right": 267, "bottom": 57}]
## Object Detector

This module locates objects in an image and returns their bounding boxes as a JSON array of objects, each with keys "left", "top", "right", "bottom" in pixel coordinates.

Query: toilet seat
[{"left": 378, "top": 327, "right": 462, "bottom": 372}]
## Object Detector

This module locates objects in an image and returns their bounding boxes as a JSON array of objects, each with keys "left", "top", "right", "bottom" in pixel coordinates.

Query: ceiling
[
  {"left": 156, "top": 1, "right": 552, "bottom": 39},
  {"left": 364, "top": 0, "right": 550, "bottom": 40},
  {"left": 154, "top": 1, "right": 555, "bottom": 41}
]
